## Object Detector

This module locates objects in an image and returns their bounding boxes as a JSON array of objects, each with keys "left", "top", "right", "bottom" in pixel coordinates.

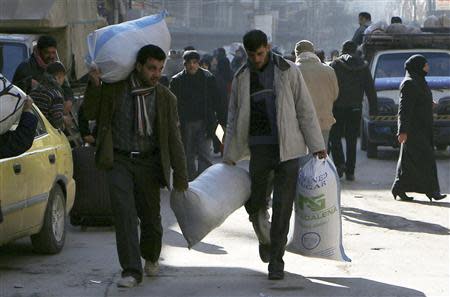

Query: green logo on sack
[{"left": 298, "top": 194, "right": 326, "bottom": 211}]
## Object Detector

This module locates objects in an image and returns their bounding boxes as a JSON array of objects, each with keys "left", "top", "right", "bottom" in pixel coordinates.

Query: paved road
[{"left": 1, "top": 146, "right": 449, "bottom": 297}]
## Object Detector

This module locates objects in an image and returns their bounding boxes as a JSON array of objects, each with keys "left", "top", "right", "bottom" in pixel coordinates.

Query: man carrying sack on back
[
  {"left": 83, "top": 44, "right": 188, "bottom": 288},
  {"left": 223, "top": 30, "right": 326, "bottom": 280}
]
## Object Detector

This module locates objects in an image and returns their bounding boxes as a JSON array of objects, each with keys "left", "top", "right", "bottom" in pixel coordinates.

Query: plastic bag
[
  {"left": 287, "top": 157, "right": 350, "bottom": 262},
  {"left": 170, "top": 164, "right": 251, "bottom": 248},
  {"left": 364, "top": 21, "right": 388, "bottom": 35},
  {"left": 85, "top": 11, "right": 171, "bottom": 83},
  {"left": 0, "top": 74, "right": 26, "bottom": 135}
]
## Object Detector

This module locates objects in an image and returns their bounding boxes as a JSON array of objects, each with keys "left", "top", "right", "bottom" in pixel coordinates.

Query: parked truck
[{"left": 360, "top": 31, "right": 450, "bottom": 158}]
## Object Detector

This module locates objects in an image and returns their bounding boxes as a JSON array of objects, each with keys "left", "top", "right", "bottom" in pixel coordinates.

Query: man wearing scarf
[{"left": 83, "top": 45, "right": 188, "bottom": 288}]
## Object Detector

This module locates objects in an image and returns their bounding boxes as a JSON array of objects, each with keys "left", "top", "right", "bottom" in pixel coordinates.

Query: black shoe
[
  {"left": 259, "top": 244, "right": 270, "bottom": 263},
  {"left": 345, "top": 173, "right": 355, "bottom": 181},
  {"left": 426, "top": 192, "right": 447, "bottom": 201},
  {"left": 392, "top": 189, "right": 414, "bottom": 201},
  {"left": 268, "top": 270, "right": 284, "bottom": 280}
]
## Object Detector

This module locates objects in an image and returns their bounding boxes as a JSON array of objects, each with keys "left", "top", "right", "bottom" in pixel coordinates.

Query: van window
[
  {"left": 0, "top": 42, "right": 27, "bottom": 81},
  {"left": 375, "top": 52, "right": 450, "bottom": 78}
]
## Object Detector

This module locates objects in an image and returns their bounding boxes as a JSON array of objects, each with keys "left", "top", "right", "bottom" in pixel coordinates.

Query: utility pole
[{"left": 114, "top": 0, "right": 119, "bottom": 24}]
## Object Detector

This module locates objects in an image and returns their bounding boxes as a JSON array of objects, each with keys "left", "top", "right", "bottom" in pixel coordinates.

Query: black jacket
[
  {"left": 0, "top": 111, "right": 38, "bottom": 159},
  {"left": 12, "top": 54, "right": 74, "bottom": 102},
  {"left": 170, "top": 69, "right": 226, "bottom": 135},
  {"left": 330, "top": 54, "right": 378, "bottom": 115}
]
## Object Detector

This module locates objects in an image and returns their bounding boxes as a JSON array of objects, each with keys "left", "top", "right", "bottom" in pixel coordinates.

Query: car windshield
[
  {"left": 375, "top": 52, "right": 450, "bottom": 78},
  {"left": 0, "top": 42, "right": 27, "bottom": 81}
]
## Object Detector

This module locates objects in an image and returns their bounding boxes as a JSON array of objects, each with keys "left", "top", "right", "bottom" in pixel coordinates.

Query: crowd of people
[{"left": 0, "top": 10, "right": 447, "bottom": 289}]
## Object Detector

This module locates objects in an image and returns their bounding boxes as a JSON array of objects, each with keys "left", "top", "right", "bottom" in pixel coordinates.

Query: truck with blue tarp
[{"left": 360, "top": 32, "right": 450, "bottom": 158}]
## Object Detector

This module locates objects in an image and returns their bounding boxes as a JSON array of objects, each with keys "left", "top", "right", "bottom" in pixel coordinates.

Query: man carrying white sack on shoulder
[
  {"left": 223, "top": 30, "right": 326, "bottom": 280},
  {"left": 83, "top": 45, "right": 188, "bottom": 288}
]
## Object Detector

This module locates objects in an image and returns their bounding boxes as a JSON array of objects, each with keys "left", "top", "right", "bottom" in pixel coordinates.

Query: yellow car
[{"left": 0, "top": 105, "right": 75, "bottom": 254}]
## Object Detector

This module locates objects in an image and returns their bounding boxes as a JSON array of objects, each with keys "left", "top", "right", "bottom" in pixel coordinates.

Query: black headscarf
[{"left": 405, "top": 54, "right": 428, "bottom": 78}]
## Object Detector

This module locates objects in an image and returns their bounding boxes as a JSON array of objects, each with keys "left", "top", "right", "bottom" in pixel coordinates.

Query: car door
[
  {"left": 21, "top": 108, "right": 58, "bottom": 230},
  {"left": 0, "top": 141, "right": 28, "bottom": 244}
]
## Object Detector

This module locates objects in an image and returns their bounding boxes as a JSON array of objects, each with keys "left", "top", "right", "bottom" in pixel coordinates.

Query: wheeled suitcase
[{"left": 70, "top": 145, "right": 114, "bottom": 227}]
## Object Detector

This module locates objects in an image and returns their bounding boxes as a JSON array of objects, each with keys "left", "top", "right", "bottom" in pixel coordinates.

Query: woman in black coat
[{"left": 391, "top": 55, "right": 447, "bottom": 202}]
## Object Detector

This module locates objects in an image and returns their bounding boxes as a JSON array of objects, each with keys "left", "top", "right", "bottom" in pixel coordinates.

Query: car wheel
[
  {"left": 436, "top": 145, "right": 448, "bottom": 151},
  {"left": 31, "top": 185, "right": 66, "bottom": 254},
  {"left": 361, "top": 122, "right": 367, "bottom": 151},
  {"left": 367, "top": 141, "right": 378, "bottom": 159}
]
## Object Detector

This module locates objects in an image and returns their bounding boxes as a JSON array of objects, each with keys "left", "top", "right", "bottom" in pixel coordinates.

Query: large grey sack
[
  {"left": 170, "top": 164, "right": 251, "bottom": 248},
  {"left": 287, "top": 157, "right": 350, "bottom": 262}
]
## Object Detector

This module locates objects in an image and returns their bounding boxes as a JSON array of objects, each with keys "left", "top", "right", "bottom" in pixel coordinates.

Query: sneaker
[
  {"left": 259, "top": 244, "right": 270, "bottom": 263},
  {"left": 116, "top": 276, "right": 138, "bottom": 288},
  {"left": 268, "top": 270, "right": 284, "bottom": 280},
  {"left": 144, "top": 261, "right": 159, "bottom": 277}
]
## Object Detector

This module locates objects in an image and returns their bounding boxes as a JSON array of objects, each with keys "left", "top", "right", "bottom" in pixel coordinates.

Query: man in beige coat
[
  {"left": 223, "top": 30, "right": 326, "bottom": 280},
  {"left": 295, "top": 40, "right": 339, "bottom": 145}
]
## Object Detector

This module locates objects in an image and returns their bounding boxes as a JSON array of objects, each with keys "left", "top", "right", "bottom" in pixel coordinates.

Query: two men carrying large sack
[{"left": 223, "top": 30, "right": 326, "bottom": 280}]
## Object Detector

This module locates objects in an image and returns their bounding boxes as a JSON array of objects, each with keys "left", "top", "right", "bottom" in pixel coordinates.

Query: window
[
  {"left": 0, "top": 42, "right": 27, "bottom": 81},
  {"left": 32, "top": 109, "right": 47, "bottom": 138},
  {"left": 375, "top": 52, "right": 450, "bottom": 78}
]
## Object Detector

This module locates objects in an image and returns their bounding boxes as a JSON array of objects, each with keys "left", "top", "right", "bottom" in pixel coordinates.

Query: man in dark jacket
[
  {"left": 13, "top": 36, "right": 74, "bottom": 104},
  {"left": 84, "top": 44, "right": 188, "bottom": 288},
  {"left": 0, "top": 97, "right": 37, "bottom": 158},
  {"left": 329, "top": 40, "right": 377, "bottom": 180},
  {"left": 352, "top": 12, "right": 372, "bottom": 46},
  {"left": 170, "top": 50, "right": 225, "bottom": 180}
]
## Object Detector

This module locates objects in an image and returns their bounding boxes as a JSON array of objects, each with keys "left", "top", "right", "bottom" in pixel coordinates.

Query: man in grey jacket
[{"left": 223, "top": 30, "right": 326, "bottom": 280}]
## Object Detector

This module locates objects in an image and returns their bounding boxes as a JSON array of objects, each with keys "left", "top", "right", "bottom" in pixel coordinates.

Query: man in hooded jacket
[{"left": 329, "top": 40, "right": 377, "bottom": 180}]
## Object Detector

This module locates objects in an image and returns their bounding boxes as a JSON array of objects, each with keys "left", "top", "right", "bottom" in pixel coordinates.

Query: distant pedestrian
[
  {"left": 329, "top": 40, "right": 378, "bottom": 180},
  {"left": 295, "top": 40, "right": 339, "bottom": 146},
  {"left": 330, "top": 49, "right": 340, "bottom": 61},
  {"left": 170, "top": 50, "right": 225, "bottom": 180},
  {"left": 352, "top": 12, "right": 372, "bottom": 46},
  {"left": 392, "top": 55, "right": 447, "bottom": 202},
  {"left": 223, "top": 30, "right": 326, "bottom": 281},
  {"left": 231, "top": 46, "right": 246, "bottom": 73},
  {"left": 29, "top": 61, "right": 66, "bottom": 130},
  {"left": 391, "top": 16, "right": 402, "bottom": 24},
  {"left": 84, "top": 44, "right": 188, "bottom": 288},
  {"left": 315, "top": 49, "right": 326, "bottom": 63}
]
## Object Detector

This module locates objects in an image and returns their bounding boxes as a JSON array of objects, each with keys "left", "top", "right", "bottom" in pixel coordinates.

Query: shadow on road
[
  {"left": 163, "top": 229, "right": 227, "bottom": 255},
  {"left": 342, "top": 206, "right": 450, "bottom": 235},
  {"left": 110, "top": 265, "right": 425, "bottom": 297},
  {"left": 406, "top": 200, "right": 450, "bottom": 208}
]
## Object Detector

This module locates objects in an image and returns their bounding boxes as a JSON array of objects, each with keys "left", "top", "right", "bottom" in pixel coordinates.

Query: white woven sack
[
  {"left": 0, "top": 74, "right": 26, "bottom": 135},
  {"left": 287, "top": 157, "right": 350, "bottom": 262},
  {"left": 170, "top": 164, "right": 251, "bottom": 248},
  {"left": 86, "top": 11, "right": 171, "bottom": 83}
]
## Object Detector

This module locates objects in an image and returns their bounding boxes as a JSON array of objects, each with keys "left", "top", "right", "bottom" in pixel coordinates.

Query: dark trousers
[
  {"left": 329, "top": 107, "right": 361, "bottom": 175},
  {"left": 107, "top": 154, "right": 162, "bottom": 282},
  {"left": 246, "top": 145, "right": 299, "bottom": 272},
  {"left": 180, "top": 120, "right": 212, "bottom": 181}
]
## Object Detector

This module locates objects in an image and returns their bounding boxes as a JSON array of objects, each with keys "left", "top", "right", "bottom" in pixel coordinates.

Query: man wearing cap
[
  {"left": 170, "top": 50, "right": 225, "bottom": 180},
  {"left": 295, "top": 40, "right": 339, "bottom": 146}
]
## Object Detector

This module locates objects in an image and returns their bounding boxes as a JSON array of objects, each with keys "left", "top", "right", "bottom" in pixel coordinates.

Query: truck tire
[
  {"left": 436, "top": 145, "right": 448, "bottom": 151},
  {"left": 367, "top": 141, "right": 378, "bottom": 159},
  {"left": 31, "top": 185, "right": 66, "bottom": 254}
]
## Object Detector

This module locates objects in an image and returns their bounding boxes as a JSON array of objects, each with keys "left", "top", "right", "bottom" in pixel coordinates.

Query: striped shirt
[{"left": 29, "top": 83, "right": 64, "bottom": 130}]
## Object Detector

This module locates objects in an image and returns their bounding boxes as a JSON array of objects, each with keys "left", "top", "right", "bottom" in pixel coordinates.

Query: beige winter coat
[
  {"left": 223, "top": 54, "right": 325, "bottom": 163},
  {"left": 296, "top": 52, "right": 339, "bottom": 131}
]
